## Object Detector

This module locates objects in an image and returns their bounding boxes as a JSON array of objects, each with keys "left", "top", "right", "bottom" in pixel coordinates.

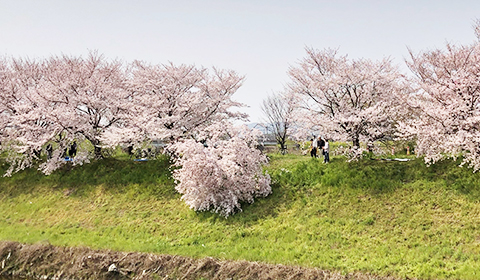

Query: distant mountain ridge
[{"left": 246, "top": 122, "right": 268, "bottom": 134}]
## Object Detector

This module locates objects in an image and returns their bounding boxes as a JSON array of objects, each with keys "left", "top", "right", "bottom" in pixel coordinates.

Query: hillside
[{"left": 1, "top": 154, "right": 480, "bottom": 279}]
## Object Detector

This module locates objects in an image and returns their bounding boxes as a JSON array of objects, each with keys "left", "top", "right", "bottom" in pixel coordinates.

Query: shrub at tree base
[{"left": 170, "top": 124, "right": 271, "bottom": 217}]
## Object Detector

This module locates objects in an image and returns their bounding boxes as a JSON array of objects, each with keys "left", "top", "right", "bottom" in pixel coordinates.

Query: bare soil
[{"left": 0, "top": 241, "right": 408, "bottom": 280}]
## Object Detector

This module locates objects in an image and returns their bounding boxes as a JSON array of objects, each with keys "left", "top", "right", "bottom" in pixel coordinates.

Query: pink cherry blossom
[
  {"left": 169, "top": 122, "right": 271, "bottom": 217},
  {"left": 402, "top": 25, "right": 480, "bottom": 170},
  {"left": 287, "top": 47, "right": 411, "bottom": 149}
]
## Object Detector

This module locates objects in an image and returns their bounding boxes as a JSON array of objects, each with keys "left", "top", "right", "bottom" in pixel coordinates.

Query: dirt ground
[{"left": 0, "top": 241, "right": 408, "bottom": 280}]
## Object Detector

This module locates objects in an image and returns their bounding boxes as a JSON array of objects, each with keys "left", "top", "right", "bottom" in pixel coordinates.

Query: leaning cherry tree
[
  {"left": 170, "top": 122, "right": 271, "bottom": 217},
  {"left": 401, "top": 23, "right": 480, "bottom": 171},
  {"left": 121, "top": 61, "right": 271, "bottom": 216},
  {"left": 287, "top": 47, "right": 410, "bottom": 155}
]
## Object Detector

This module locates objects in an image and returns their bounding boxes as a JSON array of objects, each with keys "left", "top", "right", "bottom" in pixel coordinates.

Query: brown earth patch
[{"left": 0, "top": 241, "right": 409, "bottom": 280}]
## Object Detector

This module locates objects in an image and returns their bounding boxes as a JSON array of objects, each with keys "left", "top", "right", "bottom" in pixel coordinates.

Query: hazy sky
[{"left": 1, "top": 0, "right": 479, "bottom": 122}]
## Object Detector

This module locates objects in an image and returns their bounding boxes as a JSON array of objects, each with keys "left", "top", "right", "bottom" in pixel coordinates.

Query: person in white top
[{"left": 323, "top": 139, "right": 330, "bottom": 163}]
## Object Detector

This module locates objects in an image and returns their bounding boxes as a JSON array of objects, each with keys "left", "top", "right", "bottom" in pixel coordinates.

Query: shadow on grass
[
  {"left": 266, "top": 156, "right": 411, "bottom": 195},
  {"left": 0, "top": 156, "right": 177, "bottom": 199},
  {"left": 193, "top": 156, "right": 413, "bottom": 225},
  {"left": 267, "top": 155, "right": 480, "bottom": 201},
  {"left": 185, "top": 180, "right": 287, "bottom": 226},
  {"left": 419, "top": 157, "right": 480, "bottom": 201}
]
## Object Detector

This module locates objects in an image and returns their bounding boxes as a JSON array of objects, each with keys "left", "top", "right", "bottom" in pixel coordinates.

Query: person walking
[
  {"left": 318, "top": 137, "right": 325, "bottom": 160},
  {"left": 310, "top": 136, "right": 318, "bottom": 158},
  {"left": 323, "top": 139, "right": 330, "bottom": 163}
]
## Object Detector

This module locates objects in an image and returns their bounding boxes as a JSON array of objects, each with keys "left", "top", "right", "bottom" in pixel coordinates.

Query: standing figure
[
  {"left": 127, "top": 144, "right": 134, "bottom": 158},
  {"left": 318, "top": 137, "right": 325, "bottom": 160},
  {"left": 323, "top": 139, "right": 330, "bottom": 163},
  {"left": 46, "top": 144, "right": 53, "bottom": 159},
  {"left": 68, "top": 141, "right": 77, "bottom": 158},
  {"left": 310, "top": 136, "right": 318, "bottom": 158}
]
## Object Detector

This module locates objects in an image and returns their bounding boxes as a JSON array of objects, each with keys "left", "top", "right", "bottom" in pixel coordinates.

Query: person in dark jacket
[
  {"left": 318, "top": 137, "right": 325, "bottom": 159},
  {"left": 68, "top": 141, "right": 77, "bottom": 158},
  {"left": 310, "top": 137, "right": 318, "bottom": 158}
]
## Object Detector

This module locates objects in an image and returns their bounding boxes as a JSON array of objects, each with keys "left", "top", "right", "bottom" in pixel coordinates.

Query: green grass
[{"left": 2, "top": 154, "right": 480, "bottom": 279}]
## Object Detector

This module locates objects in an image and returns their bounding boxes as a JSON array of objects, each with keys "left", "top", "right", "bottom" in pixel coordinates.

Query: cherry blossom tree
[
  {"left": 0, "top": 53, "right": 132, "bottom": 175},
  {"left": 287, "top": 48, "right": 410, "bottom": 149},
  {"left": 125, "top": 61, "right": 247, "bottom": 143},
  {"left": 126, "top": 62, "right": 271, "bottom": 216},
  {"left": 0, "top": 58, "right": 17, "bottom": 142},
  {"left": 0, "top": 59, "right": 27, "bottom": 175},
  {"left": 0, "top": 58, "right": 65, "bottom": 176},
  {"left": 40, "top": 52, "right": 130, "bottom": 160},
  {"left": 401, "top": 25, "right": 480, "bottom": 170},
  {"left": 169, "top": 121, "right": 271, "bottom": 217}
]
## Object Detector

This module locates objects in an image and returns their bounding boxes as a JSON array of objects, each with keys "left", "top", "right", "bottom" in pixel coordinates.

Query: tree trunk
[
  {"left": 279, "top": 141, "right": 287, "bottom": 155},
  {"left": 94, "top": 145, "right": 102, "bottom": 159},
  {"left": 85, "top": 135, "right": 103, "bottom": 159},
  {"left": 353, "top": 137, "right": 360, "bottom": 148}
]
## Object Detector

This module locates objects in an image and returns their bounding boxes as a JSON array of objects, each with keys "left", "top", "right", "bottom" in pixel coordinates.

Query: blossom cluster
[
  {"left": 169, "top": 123, "right": 271, "bottom": 217},
  {"left": 401, "top": 38, "right": 480, "bottom": 171}
]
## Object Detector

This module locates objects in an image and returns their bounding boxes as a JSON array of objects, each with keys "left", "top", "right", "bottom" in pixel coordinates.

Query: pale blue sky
[{"left": 1, "top": 0, "right": 479, "bottom": 122}]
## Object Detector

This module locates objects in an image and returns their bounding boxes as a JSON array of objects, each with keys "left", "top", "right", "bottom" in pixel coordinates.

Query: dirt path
[{"left": 0, "top": 241, "right": 407, "bottom": 280}]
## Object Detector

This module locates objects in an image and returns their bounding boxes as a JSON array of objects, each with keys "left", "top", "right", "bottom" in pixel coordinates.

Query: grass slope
[{"left": 1, "top": 154, "right": 480, "bottom": 279}]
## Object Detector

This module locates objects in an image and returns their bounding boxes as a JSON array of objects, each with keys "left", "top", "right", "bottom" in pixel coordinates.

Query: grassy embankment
[{"left": 1, "top": 152, "right": 480, "bottom": 279}]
